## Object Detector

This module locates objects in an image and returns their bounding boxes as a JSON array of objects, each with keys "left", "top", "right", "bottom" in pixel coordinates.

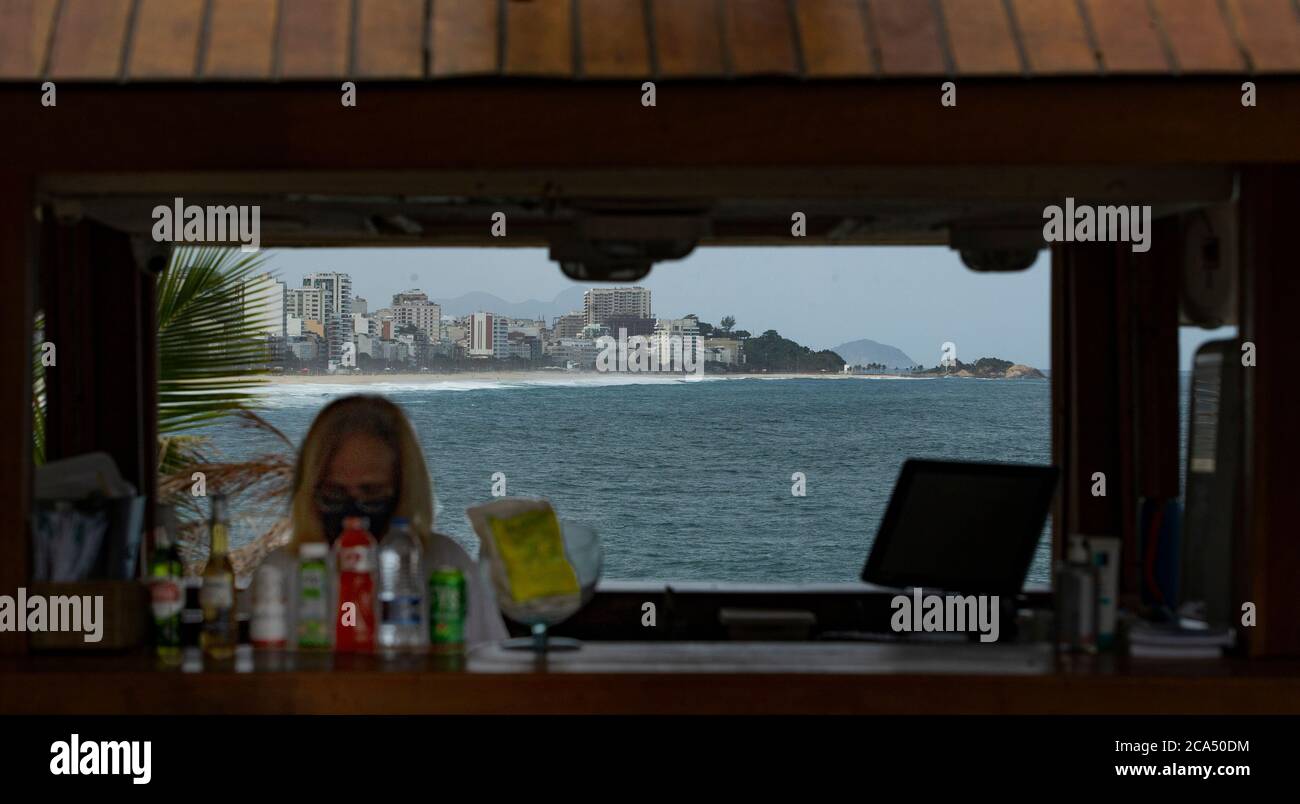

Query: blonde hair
[{"left": 289, "top": 395, "right": 433, "bottom": 546}]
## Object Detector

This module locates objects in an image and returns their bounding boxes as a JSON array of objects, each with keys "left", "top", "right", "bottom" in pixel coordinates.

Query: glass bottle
[
  {"left": 148, "top": 505, "right": 183, "bottom": 665},
  {"left": 200, "top": 494, "right": 236, "bottom": 661}
]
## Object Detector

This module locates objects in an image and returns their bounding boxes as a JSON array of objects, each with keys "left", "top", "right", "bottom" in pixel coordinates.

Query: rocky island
[{"left": 913, "top": 357, "right": 1046, "bottom": 379}]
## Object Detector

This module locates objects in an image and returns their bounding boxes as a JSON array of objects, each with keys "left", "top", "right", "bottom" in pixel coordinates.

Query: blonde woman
[{"left": 289, "top": 394, "right": 507, "bottom": 646}]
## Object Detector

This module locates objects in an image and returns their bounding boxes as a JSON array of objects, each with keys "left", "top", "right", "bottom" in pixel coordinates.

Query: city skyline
[
  {"left": 267, "top": 247, "right": 1050, "bottom": 369},
  {"left": 265, "top": 247, "right": 1236, "bottom": 369}
]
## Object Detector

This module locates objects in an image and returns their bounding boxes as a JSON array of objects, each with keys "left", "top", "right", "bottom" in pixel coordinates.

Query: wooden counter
[{"left": 4, "top": 642, "right": 1298, "bottom": 715}]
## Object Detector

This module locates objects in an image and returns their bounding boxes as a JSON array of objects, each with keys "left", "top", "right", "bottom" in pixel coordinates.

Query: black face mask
[{"left": 320, "top": 497, "right": 397, "bottom": 544}]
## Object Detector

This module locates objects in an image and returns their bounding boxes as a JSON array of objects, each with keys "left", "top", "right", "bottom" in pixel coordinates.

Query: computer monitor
[{"left": 861, "top": 459, "right": 1058, "bottom": 595}]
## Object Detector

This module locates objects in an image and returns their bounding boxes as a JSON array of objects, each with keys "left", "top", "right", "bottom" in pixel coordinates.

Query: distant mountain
[
  {"left": 830, "top": 338, "right": 917, "bottom": 369},
  {"left": 434, "top": 286, "right": 587, "bottom": 321}
]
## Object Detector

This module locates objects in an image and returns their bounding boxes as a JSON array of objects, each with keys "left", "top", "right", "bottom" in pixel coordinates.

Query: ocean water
[{"left": 193, "top": 375, "right": 1054, "bottom": 585}]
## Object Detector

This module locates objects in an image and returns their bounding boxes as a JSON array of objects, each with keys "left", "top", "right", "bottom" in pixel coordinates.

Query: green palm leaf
[{"left": 157, "top": 246, "right": 276, "bottom": 433}]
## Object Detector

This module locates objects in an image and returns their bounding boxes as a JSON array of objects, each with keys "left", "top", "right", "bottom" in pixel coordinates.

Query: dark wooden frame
[{"left": 2, "top": 78, "right": 1298, "bottom": 657}]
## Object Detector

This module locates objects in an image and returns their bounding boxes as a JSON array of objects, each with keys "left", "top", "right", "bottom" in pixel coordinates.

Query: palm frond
[
  {"left": 157, "top": 246, "right": 277, "bottom": 434},
  {"left": 233, "top": 409, "right": 296, "bottom": 451},
  {"left": 158, "top": 406, "right": 299, "bottom": 575}
]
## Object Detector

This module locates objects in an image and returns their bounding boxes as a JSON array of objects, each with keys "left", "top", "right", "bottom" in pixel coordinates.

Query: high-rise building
[
  {"left": 507, "top": 318, "right": 545, "bottom": 338},
  {"left": 353, "top": 296, "right": 368, "bottom": 316},
  {"left": 652, "top": 317, "right": 703, "bottom": 370},
  {"left": 549, "top": 338, "right": 600, "bottom": 369},
  {"left": 391, "top": 289, "right": 429, "bottom": 306},
  {"left": 243, "top": 273, "right": 285, "bottom": 337},
  {"left": 285, "top": 286, "right": 323, "bottom": 321},
  {"left": 584, "top": 286, "right": 651, "bottom": 326},
  {"left": 505, "top": 332, "right": 541, "bottom": 361},
  {"left": 303, "top": 272, "right": 351, "bottom": 318},
  {"left": 553, "top": 311, "right": 587, "bottom": 338},
  {"left": 303, "top": 272, "right": 353, "bottom": 367},
  {"left": 605, "top": 314, "right": 656, "bottom": 338},
  {"left": 390, "top": 289, "right": 441, "bottom": 343},
  {"left": 468, "top": 312, "right": 509, "bottom": 359}
]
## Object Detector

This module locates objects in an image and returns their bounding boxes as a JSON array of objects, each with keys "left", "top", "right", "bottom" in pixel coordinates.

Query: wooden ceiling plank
[
  {"left": 278, "top": 0, "right": 352, "bottom": 78},
  {"left": 355, "top": 0, "right": 425, "bottom": 79},
  {"left": 47, "top": 0, "right": 133, "bottom": 80},
  {"left": 866, "top": 0, "right": 947, "bottom": 76},
  {"left": 1011, "top": 0, "right": 1098, "bottom": 75},
  {"left": 1151, "top": 0, "right": 1245, "bottom": 72},
  {"left": 0, "top": 0, "right": 60, "bottom": 79},
  {"left": 1081, "top": 0, "right": 1171, "bottom": 73},
  {"left": 579, "top": 0, "right": 650, "bottom": 78},
  {"left": 431, "top": 0, "right": 500, "bottom": 76},
  {"left": 722, "top": 0, "right": 800, "bottom": 76},
  {"left": 795, "top": 0, "right": 874, "bottom": 77},
  {"left": 1225, "top": 0, "right": 1300, "bottom": 72},
  {"left": 203, "top": 0, "right": 278, "bottom": 79},
  {"left": 128, "top": 0, "right": 206, "bottom": 80},
  {"left": 651, "top": 0, "right": 727, "bottom": 77},
  {"left": 504, "top": 0, "right": 574, "bottom": 77},
  {"left": 939, "top": 0, "right": 1022, "bottom": 76}
]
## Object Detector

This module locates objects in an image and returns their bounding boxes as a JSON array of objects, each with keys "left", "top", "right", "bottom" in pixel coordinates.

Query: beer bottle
[
  {"left": 149, "top": 505, "right": 183, "bottom": 665},
  {"left": 200, "top": 494, "right": 236, "bottom": 661}
]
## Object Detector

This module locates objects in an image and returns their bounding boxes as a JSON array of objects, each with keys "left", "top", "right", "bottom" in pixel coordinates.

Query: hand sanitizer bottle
[{"left": 1055, "top": 535, "right": 1099, "bottom": 654}]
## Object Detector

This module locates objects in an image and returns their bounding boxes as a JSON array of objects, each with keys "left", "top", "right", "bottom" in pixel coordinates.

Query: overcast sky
[{"left": 268, "top": 246, "right": 1234, "bottom": 370}]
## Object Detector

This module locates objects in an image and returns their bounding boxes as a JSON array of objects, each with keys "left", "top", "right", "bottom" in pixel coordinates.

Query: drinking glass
[{"left": 489, "top": 521, "right": 602, "bottom": 652}]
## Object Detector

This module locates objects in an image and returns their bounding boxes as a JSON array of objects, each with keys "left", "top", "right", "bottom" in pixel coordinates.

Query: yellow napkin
[{"left": 488, "top": 509, "right": 580, "bottom": 603}]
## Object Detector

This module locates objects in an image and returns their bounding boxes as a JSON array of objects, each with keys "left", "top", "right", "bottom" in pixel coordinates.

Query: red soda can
[{"left": 334, "top": 516, "right": 377, "bottom": 653}]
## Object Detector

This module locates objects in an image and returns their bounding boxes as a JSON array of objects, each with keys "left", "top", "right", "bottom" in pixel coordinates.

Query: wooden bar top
[{"left": 3, "top": 642, "right": 1298, "bottom": 715}]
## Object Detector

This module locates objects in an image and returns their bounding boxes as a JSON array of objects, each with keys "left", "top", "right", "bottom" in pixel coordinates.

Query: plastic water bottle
[
  {"left": 250, "top": 547, "right": 290, "bottom": 650},
  {"left": 379, "top": 517, "right": 425, "bottom": 650}
]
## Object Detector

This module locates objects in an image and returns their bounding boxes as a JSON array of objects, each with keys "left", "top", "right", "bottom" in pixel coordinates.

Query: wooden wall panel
[
  {"left": 1129, "top": 219, "right": 1181, "bottom": 502},
  {"left": 1054, "top": 244, "right": 1126, "bottom": 550},
  {"left": 1239, "top": 166, "right": 1300, "bottom": 657},
  {"left": 0, "top": 175, "right": 35, "bottom": 655},
  {"left": 2, "top": 82, "right": 1299, "bottom": 170},
  {"left": 41, "top": 221, "right": 152, "bottom": 498}
]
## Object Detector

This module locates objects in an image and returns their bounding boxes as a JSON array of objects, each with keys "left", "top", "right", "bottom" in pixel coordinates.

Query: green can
[{"left": 428, "top": 566, "right": 466, "bottom": 652}]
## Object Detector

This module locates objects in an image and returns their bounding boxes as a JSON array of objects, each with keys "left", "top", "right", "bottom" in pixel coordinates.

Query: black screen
[{"left": 861, "top": 460, "right": 1058, "bottom": 594}]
